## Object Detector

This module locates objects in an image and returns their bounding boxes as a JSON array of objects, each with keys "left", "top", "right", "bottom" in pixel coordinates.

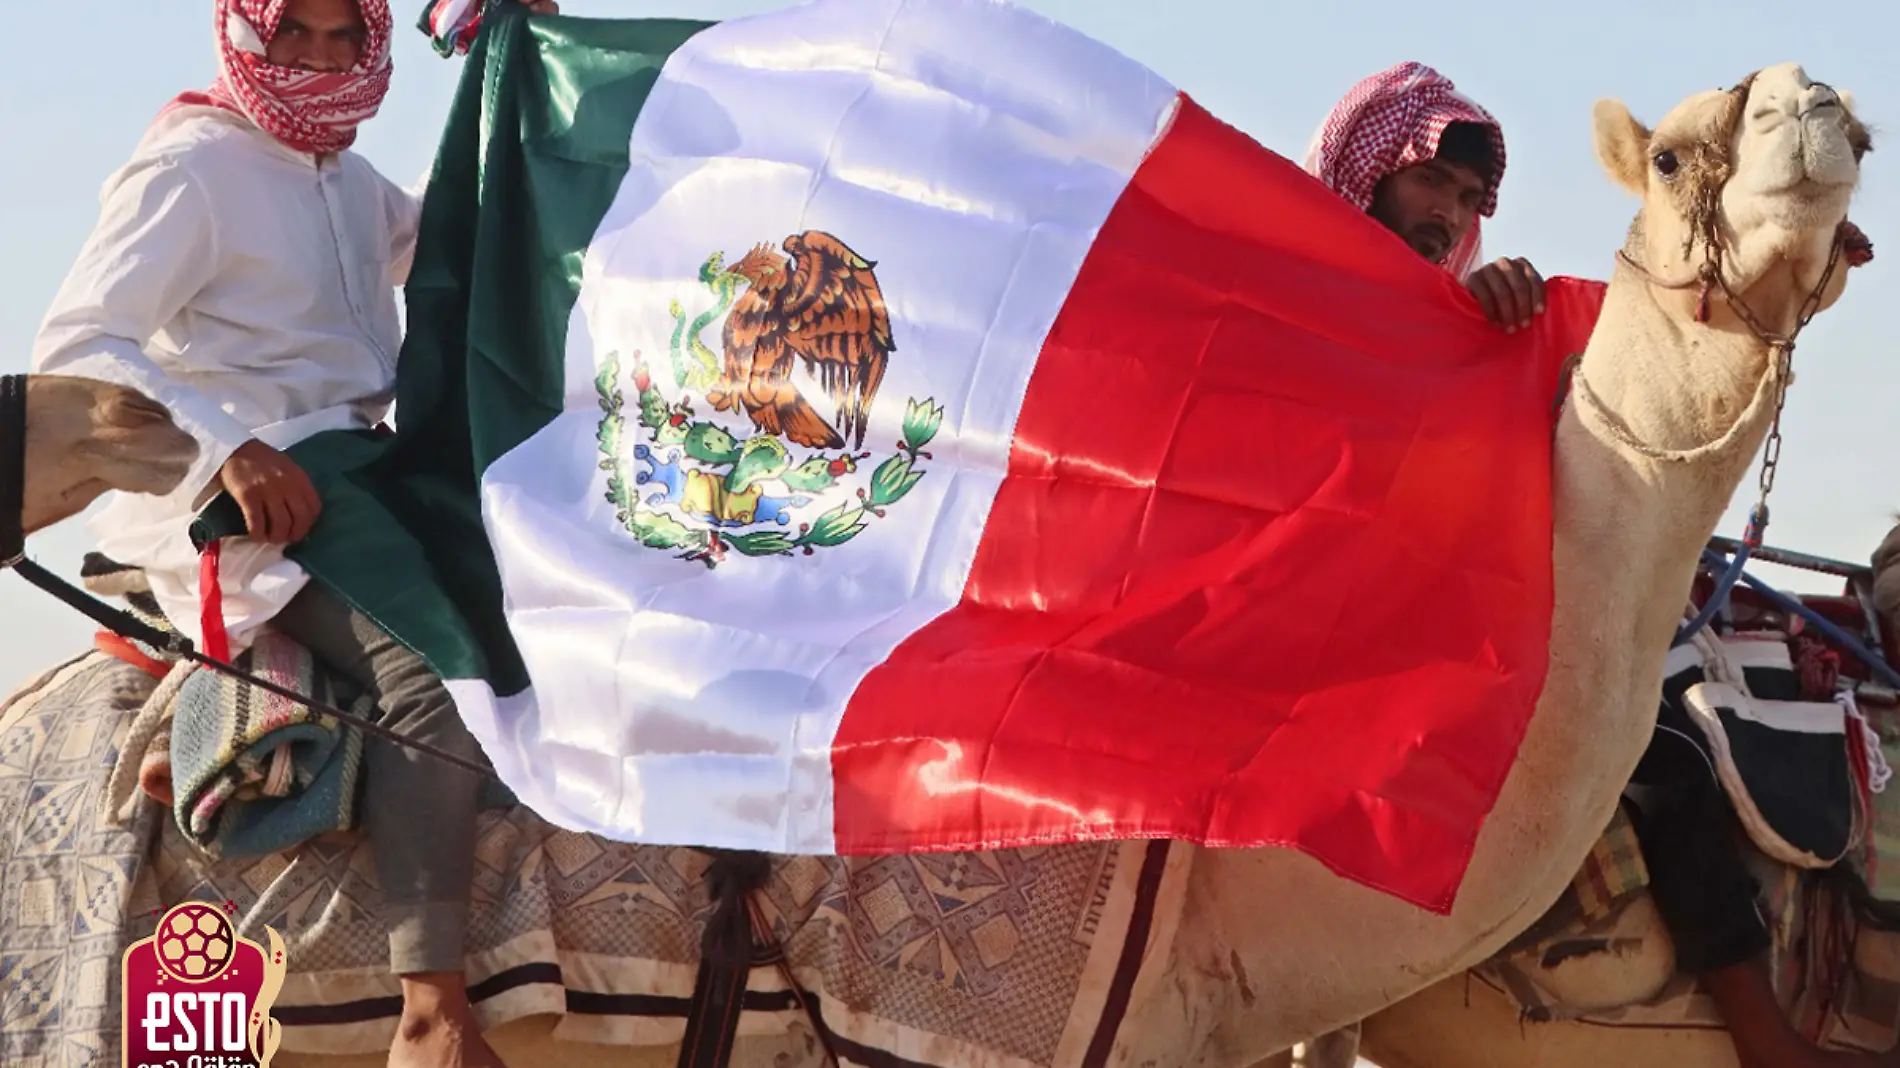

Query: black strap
[
  {"left": 6, "top": 555, "right": 500, "bottom": 782},
  {"left": 12, "top": 559, "right": 183, "bottom": 652},
  {"left": 0, "top": 374, "right": 26, "bottom": 567},
  {"left": 0, "top": 373, "right": 490, "bottom": 780},
  {"left": 677, "top": 850, "right": 773, "bottom": 1068}
]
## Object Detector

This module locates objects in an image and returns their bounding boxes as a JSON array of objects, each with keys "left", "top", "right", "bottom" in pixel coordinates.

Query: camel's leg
[
  {"left": 1241, "top": 1023, "right": 1361, "bottom": 1068},
  {"left": 1292, "top": 1022, "right": 1362, "bottom": 1068}
]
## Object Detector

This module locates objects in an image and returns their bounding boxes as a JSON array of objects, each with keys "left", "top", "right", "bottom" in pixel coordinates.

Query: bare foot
[{"left": 388, "top": 973, "right": 505, "bottom": 1068}]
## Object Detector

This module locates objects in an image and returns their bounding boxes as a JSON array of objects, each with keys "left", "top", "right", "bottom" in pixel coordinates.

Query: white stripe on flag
[
  {"left": 470, "top": 0, "right": 1179, "bottom": 853},
  {"left": 430, "top": 0, "right": 477, "bottom": 41}
]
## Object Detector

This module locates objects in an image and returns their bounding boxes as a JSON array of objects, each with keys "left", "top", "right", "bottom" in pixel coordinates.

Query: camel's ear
[{"left": 1593, "top": 99, "right": 1651, "bottom": 196}]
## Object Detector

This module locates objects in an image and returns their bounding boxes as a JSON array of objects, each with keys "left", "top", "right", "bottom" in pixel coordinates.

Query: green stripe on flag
[{"left": 194, "top": 9, "right": 713, "bottom": 692}]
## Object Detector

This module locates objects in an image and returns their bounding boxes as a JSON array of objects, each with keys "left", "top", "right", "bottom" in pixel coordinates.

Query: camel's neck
[{"left": 1550, "top": 261, "right": 1782, "bottom": 694}]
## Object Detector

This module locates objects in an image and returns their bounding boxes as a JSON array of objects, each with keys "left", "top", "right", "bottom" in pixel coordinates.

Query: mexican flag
[{"left": 212, "top": 0, "right": 1606, "bottom": 914}]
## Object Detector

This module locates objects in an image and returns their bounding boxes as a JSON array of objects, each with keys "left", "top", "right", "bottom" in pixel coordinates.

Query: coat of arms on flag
[{"left": 594, "top": 231, "right": 945, "bottom": 567}]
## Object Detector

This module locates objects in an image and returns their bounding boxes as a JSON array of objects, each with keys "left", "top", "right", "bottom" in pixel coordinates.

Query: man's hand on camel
[
  {"left": 219, "top": 440, "right": 323, "bottom": 545},
  {"left": 1465, "top": 256, "right": 1546, "bottom": 332}
]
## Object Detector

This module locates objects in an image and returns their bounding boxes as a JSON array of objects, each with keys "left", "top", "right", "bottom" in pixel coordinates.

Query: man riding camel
[
  {"left": 32, "top": 2, "right": 554, "bottom": 1066},
  {"left": 1310, "top": 59, "right": 1888, "bottom": 1068}
]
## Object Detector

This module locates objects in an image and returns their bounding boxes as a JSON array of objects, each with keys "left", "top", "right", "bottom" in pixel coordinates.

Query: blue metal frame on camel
[
  {"left": 1687, "top": 535, "right": 1900, "bottom": 692},
  {"left": 1675, "top": 504, "right": 1766, "bottom": 649}
]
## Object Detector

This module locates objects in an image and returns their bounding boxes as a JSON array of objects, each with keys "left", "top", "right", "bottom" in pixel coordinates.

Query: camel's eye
[{"left": 1653, "top": 150, "right": 1681, "bottom": 180}]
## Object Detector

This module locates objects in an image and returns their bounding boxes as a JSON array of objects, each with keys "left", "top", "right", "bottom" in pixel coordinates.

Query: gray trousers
[{"left": 271, "top": 581, "right": 485, "bottom": 975}]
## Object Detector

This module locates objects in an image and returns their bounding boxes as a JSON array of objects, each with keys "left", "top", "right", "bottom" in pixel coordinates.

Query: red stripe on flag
[{"left": 830, "top": 95, "right": 1603, "bottom": 912}]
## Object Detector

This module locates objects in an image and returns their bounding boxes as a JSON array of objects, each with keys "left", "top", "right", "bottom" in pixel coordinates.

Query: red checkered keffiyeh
[
  {"left": 166, "top": 0, "right": 394, "bottom": 156},
  {"left": 1302, "top": 61, "right": 1506, "bottom": 278}
]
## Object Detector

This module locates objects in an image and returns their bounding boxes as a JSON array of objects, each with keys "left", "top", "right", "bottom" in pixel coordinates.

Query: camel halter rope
[
  {"left": 1588, "top": 217, "right": 1844, "bottom": 647},
  {"left": 0, "top": 375, "right": 498, "bottom": 782},
  {"left": 1578, "top": 216, "right": 1847, "bottom": 523}
]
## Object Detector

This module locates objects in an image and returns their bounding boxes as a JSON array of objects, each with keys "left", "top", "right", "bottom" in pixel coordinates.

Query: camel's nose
[
  {"left": 1797, "top": 82, "right": 1841, "bottom": 118},
  {"left": 102, "top": 390, "right": 174, "bottom": 428},
  {"left": 1747, "top": 62, "right": 1817, "bottom": 120},
  {"left": 1747, "top": 70, "right": 1845, "bottom": 128}
]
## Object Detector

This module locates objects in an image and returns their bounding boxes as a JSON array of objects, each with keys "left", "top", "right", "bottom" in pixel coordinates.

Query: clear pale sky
[{"left": 3, "top": 1, "right": 1897, "bottom": 688}]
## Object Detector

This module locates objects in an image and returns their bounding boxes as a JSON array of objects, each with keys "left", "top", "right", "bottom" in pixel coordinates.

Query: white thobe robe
[{"left": 33, "top": 105, "right": 421, "bottom": 653}]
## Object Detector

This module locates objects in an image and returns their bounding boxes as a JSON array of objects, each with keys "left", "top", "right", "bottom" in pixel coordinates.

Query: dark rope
[
  {"left": 1821, "top": 862, "right": 1900, "bottom": 934},
  {"left": 679, "top": 850, "right": 780, "bottom": 1068},
  {"left": 700, "top": 851, "right": 773, "bottom": 968}
]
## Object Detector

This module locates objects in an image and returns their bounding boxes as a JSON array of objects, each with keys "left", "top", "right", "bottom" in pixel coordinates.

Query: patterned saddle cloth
[{"left": 55, "top": 557, "right": 1192, "bottom": 1068}]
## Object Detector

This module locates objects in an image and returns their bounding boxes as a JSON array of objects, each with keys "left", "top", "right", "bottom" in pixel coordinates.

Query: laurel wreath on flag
[{"left": 594, "top": 352, "right": 944, "bottom": 568}]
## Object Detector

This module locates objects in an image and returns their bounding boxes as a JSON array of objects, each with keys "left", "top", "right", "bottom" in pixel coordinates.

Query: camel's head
[
  {"left": 1594, "top": 63, "right": 1870, "bottom": 333},
  {"left": 21, "top": 375, "right": 198, "bottom": 535}
]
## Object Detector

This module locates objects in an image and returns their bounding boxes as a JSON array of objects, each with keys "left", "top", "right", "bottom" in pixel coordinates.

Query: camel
[
  {"left": 1876, "top": 521, "right": 1900, "bottom": 627},
  {"left": 1099, "top": 60, "right": 1872, "bottom": 1067},
  {"left": 15, "top": 374, "right": 196, "bottom": 535},
  {"left": 0, "top": 63, "right": 1871, "bottom": 1068}
]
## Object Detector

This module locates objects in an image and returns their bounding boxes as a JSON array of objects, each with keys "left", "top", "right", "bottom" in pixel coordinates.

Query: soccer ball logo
[{"left": 154, "top": 902, "right": 235, "bottom": 983}]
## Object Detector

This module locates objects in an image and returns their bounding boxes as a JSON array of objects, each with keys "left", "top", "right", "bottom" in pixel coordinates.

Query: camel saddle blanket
[
  {"left": 90, "top": 560, "right": 520, "bottom": 860},
  {"left": 1649, "top": 630, "right": 1872, "bottom": 870},
  {"left": 0, "top": 650, "right": 1190, "bottom": 1068},
  {"left": 164, "top": 633, "right": 371, "bottom": 860}
]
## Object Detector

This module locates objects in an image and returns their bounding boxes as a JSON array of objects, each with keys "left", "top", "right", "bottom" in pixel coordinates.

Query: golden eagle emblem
[
  {"left": 595, "top": 230, "right": 942, "bottom": 568},
  {"left": 706, "top": 232, "right": 896, "bottom": 451}
]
